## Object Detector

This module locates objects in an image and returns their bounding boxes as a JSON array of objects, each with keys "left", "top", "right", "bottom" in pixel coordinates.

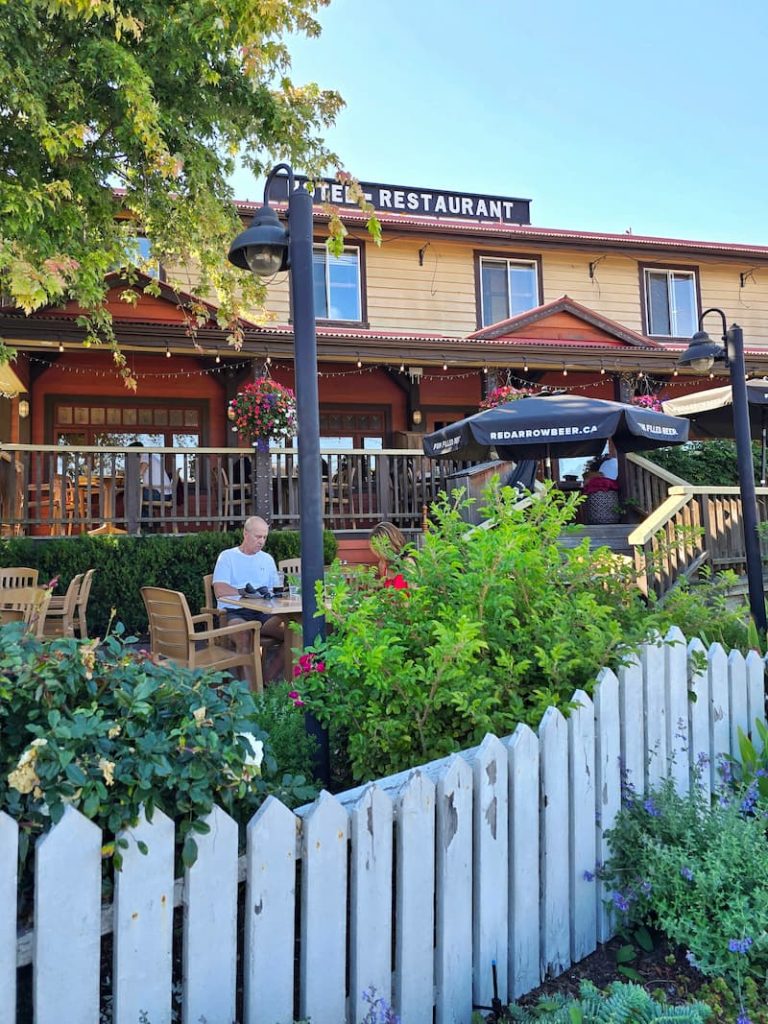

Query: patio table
[{"left": 227, "top": 593, "right": 303, "bottom": 680}]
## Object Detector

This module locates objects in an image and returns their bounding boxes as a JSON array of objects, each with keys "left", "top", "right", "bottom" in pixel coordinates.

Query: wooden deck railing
[{"left": 0, "top": 444, "right": 470, "bottom": 537}]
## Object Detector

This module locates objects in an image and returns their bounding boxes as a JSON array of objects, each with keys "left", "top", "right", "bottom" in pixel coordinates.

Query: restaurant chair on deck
[
  {"left": 141, "top": 586, "right": 263, "bottom": 692},
  {"left": 201, "top": 572, "right": 282, "bottom": 671},
  {"left": 140, "top": 468, "right": 179, "bottom": 534},
  {"left": 43, "top": 573, "right": 84, "bottom": 638}
]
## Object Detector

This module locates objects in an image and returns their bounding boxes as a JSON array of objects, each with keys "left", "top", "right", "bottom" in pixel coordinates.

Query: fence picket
[
  {"left": 300, "top": 791, "right": 349, "bottom": 1024},
  {"left": 34, "top": 807, "right": 102, "bottom": 1024},
  {"left": 708, "top": 643, "right": 730, "bottom": 789},
  {"left": 505, "top": 724, "right": 540, "bottom": 999},
  {"left": 394, "top": 771, "right": 436, "bottom": 1024},
  {"left": 618, "top": 653, "right": 645, "bottom": 797},
  {"left": 728, "top": 650, "right": 749, "bottom": 760},
  {"left": 688, "top": 638, "right": 711, "bottom": 802},
  {"left": 113, "top": 807, "right": 174, "bottom": 1024},
  {"left": 568, "top": 690, "right": 596, "bottom": 963},
  {"left": 539, "top": 706, "right": 570, "bottom": 978},
  {"left": 469, "top": 734, "right": 509, "bottom": 1009},
  {"left": 594, "top": 669, "right": 620, "bottom": 942},
  {"left": 664, "top": 626, "right": 690, "bottom": 795},
  {"left": 182, "top": 805, "right": 239, "bottom": 1024},
  {"left": 349, "top": 785, "right": 394, "bottom": 1024},
  {"left": 642, "top": 637, "right": 667, "bottom": 788},
  {"left": 0, "top": 812, "right": 17, "bottom": 1020},
  {"left": 434, "top": 754, "right": 473, "bottom": 1024},
  {"left": 244, "top": 796, "right": 297, "bottom": 1024},
  {"left": 747, "top": 651, "right": 766, "bottom": 751}
]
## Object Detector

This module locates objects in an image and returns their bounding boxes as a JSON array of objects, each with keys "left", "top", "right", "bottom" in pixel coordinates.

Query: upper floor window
[
  {"left": 478, "top": 256, "right": 539, "bottom": 326},
  {"left": 312, "top": 245, "right": 362, "bottom": 322},
  {"left": 642, "top": 266, "right": 698, "bottom": 338}
]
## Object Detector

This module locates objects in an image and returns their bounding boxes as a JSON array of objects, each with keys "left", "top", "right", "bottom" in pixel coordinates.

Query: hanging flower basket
[
  {"left": 631, "top": 394, "right": 664, "bottom": 413},
  {"left": 228, "top": 379, "right": 297, "bottom": 448},
  {"left": 479, "top": 385, "right": 535, "bottom": 410}
]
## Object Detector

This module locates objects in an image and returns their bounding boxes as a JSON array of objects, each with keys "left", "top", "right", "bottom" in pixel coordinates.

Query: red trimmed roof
[{"left": 235, "top": 199, "right": 768, "bottom": 262}]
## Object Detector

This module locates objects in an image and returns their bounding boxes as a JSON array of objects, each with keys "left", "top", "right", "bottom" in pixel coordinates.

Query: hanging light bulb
[
  {"left": 265, "top": 349, "right": 272, "bottom": 365},
  {"left": 482, "top": 366, "right": 488, "bottom": 375},
  {"left": 215, "top": 350, "right": 221, "bottom": 364},
  {"left": 165, "top": 345, "right": 171, "bottom": 359},
  {"left": 600, "top": 363, "right": 605, "bottom": 375},
  {"left": 523, "top": 360, "right": 529, "bottom": 373},
  {"left": 399, "top": 361, "right": 405, "bottom": 372},
  {"left": 58, "top": 341, "right": 64, "bottom": 353},
  {"left": 356, "top": 354, "right": 362, "bottom": 368},
  {"left": 673, "top": 367, "right": 679, "bottom": 377},
  {"left": 562, "top": 365, "right": 568, "bottom": 377},
  {"left": 442, "top": 360, "right": 448, "bottom": 371}
]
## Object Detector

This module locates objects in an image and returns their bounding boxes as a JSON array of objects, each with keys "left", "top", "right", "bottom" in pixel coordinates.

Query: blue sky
[{"left": 230, "top": 0, "right": 768, "bottom": 246}]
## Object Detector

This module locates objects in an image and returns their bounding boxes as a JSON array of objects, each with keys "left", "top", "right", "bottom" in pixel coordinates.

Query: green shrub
[
  {"left": 0, "top": 624, "right": 318, "bottom": 872},
  {"left": 297, "top": 486, "right": 754, "bottom": 783},
  {"left": 644, "top": 439, "right": 760, "bottom": 486},
  {"left": 0, "top": 529, "right": 337, "bottom": 635},
  {"left": 498, "top": 979, "right": 711, "bottom": 1022},
  {"left": 603, "top": 776, "right": 768, "bottom": 996}
]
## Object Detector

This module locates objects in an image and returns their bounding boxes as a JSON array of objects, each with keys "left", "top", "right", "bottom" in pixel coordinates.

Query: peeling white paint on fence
[{"left": 6, "top": 634, "right": 766, "bottom": 1023}]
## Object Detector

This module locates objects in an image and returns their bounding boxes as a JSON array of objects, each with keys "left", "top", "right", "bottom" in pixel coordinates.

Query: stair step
[{"left": 559, "top": 525, "right": 634, "bottom": 555}]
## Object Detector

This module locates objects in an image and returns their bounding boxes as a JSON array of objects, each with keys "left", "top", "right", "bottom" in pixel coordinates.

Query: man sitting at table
[{"left": 212, "top": 516, "right": 285, "bottom": 685}]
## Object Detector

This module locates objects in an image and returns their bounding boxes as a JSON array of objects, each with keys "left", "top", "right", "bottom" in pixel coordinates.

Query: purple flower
[
  {"left": 728, "top": 937, "right": 753, "bottom": 954},
  {"left": 583, "top": 870, "right": 595, "bottom": 882},
  {"left": 736, "top": 1013, "right": 752, "bottom": 1024},
  {"left": 741, "top": 783, "right": 759, "bottom": 815},
  {"left": 611, "top": 891, "right": 631, "bottom": 913},
  {"left": 718, "top": 756, "right": 734, "bottom": 784},
  {"left": 639, "top": 880, "right": 652, "bottom": 896},
  {"left": 680, "top": 866, "right": 694, "bottom": 881},
  {"left": 643, "top": 798, "right": 661, "bottom": 817}
]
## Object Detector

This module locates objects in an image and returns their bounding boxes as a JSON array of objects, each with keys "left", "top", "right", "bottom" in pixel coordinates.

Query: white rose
[{"left": 238, "top": 732, "right": 264, "bottom": 769}]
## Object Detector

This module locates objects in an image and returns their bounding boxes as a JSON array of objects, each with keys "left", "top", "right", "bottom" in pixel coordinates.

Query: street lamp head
[
  {"left": 677, "top": 328, "right": 725, "bottom": 374},
  {"left": 228, "top": 203, "right": 289, "bottom": 277}
]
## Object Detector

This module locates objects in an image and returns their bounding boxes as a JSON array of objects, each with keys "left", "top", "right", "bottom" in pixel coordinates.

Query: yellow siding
[{"left": 174, "top": 230, "right": 768, "bottom": 349}]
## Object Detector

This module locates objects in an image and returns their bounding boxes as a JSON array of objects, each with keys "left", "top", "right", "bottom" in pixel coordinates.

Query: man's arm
[{"left": 212, "top": 550, "right": 240, "bottom": 601}]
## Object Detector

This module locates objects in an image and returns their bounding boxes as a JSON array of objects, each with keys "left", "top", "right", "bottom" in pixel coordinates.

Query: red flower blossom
[{"left": 384, "top": 574, "right": 409, "bottom": 590}]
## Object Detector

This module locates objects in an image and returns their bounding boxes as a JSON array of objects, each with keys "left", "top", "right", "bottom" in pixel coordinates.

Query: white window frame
[
  {"left": 479, "top": 256, "right": 539, "bottom": 326},
  {"left": 643, "top": 267, "right": 698, "bottom": 337},
  {"left": 313, "top": 244, "right": 362, "bottom": 322}
]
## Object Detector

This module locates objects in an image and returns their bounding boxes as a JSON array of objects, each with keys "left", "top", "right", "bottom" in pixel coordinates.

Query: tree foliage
[
  {"left": 644, "top": 440, "right": 761, "bottom": 486},
  {"left": 0, "top": 0, "right": 344, "bottom": 384}
]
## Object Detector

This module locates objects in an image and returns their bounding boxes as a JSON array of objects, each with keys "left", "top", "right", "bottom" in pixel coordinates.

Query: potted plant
[
  {"left": 479, "top": 384, "right": 535, "bottom": 410},
  {"left": 228, "top": 379, "right": 297, "bottom": 519},
  {"left": 582, "top": 473, "right": 621, "bottom": 524}
]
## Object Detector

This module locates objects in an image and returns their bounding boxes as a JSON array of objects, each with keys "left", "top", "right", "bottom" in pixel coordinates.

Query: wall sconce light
[
  {"left": 412, "top": 409, "right": 423, "bottom": 426},
  {"left": 18, "top": 398, "right": 29, "bottom": 419},
  {"left": 227, "top": 405, "right": 236, "bottom": 421}
]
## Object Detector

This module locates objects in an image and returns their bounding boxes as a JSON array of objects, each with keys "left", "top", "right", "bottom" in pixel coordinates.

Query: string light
[
  {"left": 562, "top": 365, "right": 568, "bottom": 377},
  {"left": 442, "top": 360, "right": 448, "bottom": 371},
  {"left": 266, "top": 350, "right": 272, "bottom": 365},
  {"left": 483, "top": 366, "right": 488, "bottom": 375},
  {"left": 600, "top": 363, "right": 605, "bottom": 375},
  {"left": 165, "top": 345, "right": 171, "bottom": 359},
  {"left": 356, "top": 353, "right": 362, "bottom": 368},
  {"left": 399, "top": 361, "right": 405, "bottom": 372},
  {"left": 58, "top": 342, "right": 64, "bottom": 353},
  {"left": 523, "top": 360, "right": 529, "bottom": 373},
  {"left": 215, "top": 350, "right": 221, "bottom": 364},
  {"left": 673, "top": 367, "right": 679, "bottom": 376}
]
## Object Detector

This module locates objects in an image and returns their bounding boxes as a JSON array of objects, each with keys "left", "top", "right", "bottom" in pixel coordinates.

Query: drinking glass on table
[
  {"left": 288, "top": 574, "right": 300, "bottom": 599},
  {"left": 274, "top": 571, "right": 285, "bottom": 594}
]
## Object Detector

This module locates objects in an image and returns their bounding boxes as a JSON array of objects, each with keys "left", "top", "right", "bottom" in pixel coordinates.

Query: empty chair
[
  {"left": 141, "top": 586, "right": 263, "bottom": 691},
  {"left": 75, "top": 568, "right": 96, "bottom": 639},
  {"left": 43, "top": 573, "right": 84, "bottom": 638},
  {"left": 278, "top": 558, "right": 302, "bottom": 577},
  {"left": 0, "top": 586, "right": 51, "bottom": 637},
  {"left": 0, "top": 567, "right": 39, "bottom": 589},
  {"left": 202, "top": 572, "right": 228, "bottom": 628}
]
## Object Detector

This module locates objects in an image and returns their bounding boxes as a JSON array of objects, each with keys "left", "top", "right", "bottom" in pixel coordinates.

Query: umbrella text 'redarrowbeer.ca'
[{"left": 422, "top": 394, "right": 690, "bottom": 463}]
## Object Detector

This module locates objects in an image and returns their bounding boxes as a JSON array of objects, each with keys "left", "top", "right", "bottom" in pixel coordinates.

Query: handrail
[
  {"left": 625, "top": 452, "right": 690, "bottom": 487},
  {"left": 627, "top": 492, "right": 695, "bottom": 547}
]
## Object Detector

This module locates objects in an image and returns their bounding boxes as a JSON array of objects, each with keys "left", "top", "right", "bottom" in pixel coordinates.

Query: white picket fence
[{"left": 4, "top": 627, "right": 766, "bottom": 1024}]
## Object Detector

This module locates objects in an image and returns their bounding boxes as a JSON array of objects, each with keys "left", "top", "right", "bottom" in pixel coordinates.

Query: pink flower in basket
[
  {"left": 479, "top": 385, "right": 535, "bottom": 410},
  {"left": 631, "top": 394, "right": 663, "bottom": 413},
  {"left": 582, "top": 475, "right": 620, "bottom": 494},
  {"left": 228, "top": 378, "right": 297, "bottom": 443}
]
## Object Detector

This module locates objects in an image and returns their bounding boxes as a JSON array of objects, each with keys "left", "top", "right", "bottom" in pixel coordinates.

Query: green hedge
[{"left": 0, "top": 530, "right": 338, "bottom": 636}]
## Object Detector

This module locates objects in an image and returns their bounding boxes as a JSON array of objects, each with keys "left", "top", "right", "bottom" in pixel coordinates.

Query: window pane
[
  {"left": 508, "top": 264, "right": 537, "bottom": 315},
  {"left": 327, "top": 251, "right": 361, "bottom": 320},
  {"left": 647, "top": 272, "right": 671, "bottom": 335},
  {"left": 670, "top": 274, "right": 696, "bottom": 337},
  {"left": 481, "top": 261, "right": 509, "bottom": 326},
  {"left": 312, "top": 251, "right": 329, "bottom": 318}
]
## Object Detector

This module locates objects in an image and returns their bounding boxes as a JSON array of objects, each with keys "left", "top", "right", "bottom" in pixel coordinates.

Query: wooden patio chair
[
  {"left": 0, "top": 586, "right": 52, "bottom": 637},
  {"left": 141, "top": 467, "right": 179, "bottom": 533},
  {"left": 202, "top": 572, "right": 282, "bottom": 669},
  {"left": 0, "top": 567, "right": 39, "bottom": 589},
  {"left": 141, "top": 586, "right": 263, "bottom": 691},
  {"left": 75, "top": 568, "right": 96, "bottom": 639},
  {"left": 43, "top": 573, "right": 84, "bottom": 638},
  {"left": 278, "top": 558, "right": 302, "bottom": 577}
]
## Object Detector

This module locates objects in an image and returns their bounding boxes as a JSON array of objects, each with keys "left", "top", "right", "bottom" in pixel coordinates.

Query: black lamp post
[
  {"left": 228, "top": 163, "right": 330, "bottom": 781},
  {"left": 678, "top": 308, "right": 766, "bottom": 635}
]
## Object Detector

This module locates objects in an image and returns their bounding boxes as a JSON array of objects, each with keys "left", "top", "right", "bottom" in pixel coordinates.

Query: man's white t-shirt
[
  {"left": 213, "top": 547, "right": 279, "bottom": 609},
  {"left": 140, "top": 452, "right": 173, "bottom": 496}
]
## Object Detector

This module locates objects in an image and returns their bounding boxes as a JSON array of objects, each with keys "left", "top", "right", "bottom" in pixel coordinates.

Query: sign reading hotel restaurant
[{"left": 270, "top": 176, "right": 531, "bottom": 225}]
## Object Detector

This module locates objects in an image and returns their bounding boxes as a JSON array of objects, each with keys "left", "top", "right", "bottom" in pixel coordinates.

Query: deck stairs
[{"left": 558, "top": 523, "right": 635, "bottom": 558}]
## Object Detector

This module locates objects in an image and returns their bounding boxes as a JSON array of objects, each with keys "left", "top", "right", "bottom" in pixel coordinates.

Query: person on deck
[
  {"left": 369, "top": 521, "right": 412, "bottom": 589},
  {"left": 212, "top": 516, "right": 285, "bottom": 685}
]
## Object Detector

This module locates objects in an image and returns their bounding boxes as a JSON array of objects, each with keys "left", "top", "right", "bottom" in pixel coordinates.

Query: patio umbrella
[
  {"left": 663, "top": 379, "right": 768, "bottom": 483},
  {"left": 422, "top": 393, "right": 690, "bottom": 464}
]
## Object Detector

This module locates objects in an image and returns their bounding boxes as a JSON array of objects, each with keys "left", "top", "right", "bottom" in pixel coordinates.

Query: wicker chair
[{"left": 141, "top": 586, "right": 263, "bottom": 691}]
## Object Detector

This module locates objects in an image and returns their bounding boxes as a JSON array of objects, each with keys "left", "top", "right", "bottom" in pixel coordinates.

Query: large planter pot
[{"left": 583, "top": 490, "right": 620, "bottom": 525}]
